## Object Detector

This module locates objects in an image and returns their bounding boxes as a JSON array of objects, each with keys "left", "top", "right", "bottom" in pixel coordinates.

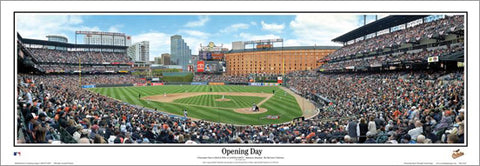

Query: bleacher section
[
  {"left": 321, "top": 15, "right": 464, "bottom": 72},
  {"left": 17, "top": 37, "right": 133, "bottom": 74}
]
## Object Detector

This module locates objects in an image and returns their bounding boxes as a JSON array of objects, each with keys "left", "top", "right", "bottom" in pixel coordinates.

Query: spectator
[
  {"left": 347, "top": 119, "right": 358, "bottom": 143},
  {"left": 368, "top": 116, "right": 377, "bottom": 136},
  {"left": 447, "top": 133, "right": 459, "bottom": 144},
  {"left": 358, "top": 118, "right": 368, "bottom": 143},
  {"left": 408, "top": 121, "right": 423, "bottom": 141},
  {"left": 416, "top": 135, "right": 426, "bottom": 144},
  {"left": 456, "top": 123, "right": 464, "bottom": 143},
  {"left": 365, "top": 131, "right": 376, "bottom": 143}
]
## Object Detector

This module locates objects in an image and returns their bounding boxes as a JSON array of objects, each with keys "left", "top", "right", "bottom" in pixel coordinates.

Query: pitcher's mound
[
  {"left": 215, "top": 98, "right": 231, "bottom": 101},
  {"left": 234, "top": 108, "right": 268, "bottom": 114}
]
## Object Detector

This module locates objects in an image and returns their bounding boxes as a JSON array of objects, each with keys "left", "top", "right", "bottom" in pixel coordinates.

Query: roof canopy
[
  {"left": 228, "top": 46, "right": 341, "bottom": 53},
  {"left": 332, "top": 15, "right": 428, "bottom": 43},
  {"left": 18, "top": 33, "right": 128, "bottom": 50}
]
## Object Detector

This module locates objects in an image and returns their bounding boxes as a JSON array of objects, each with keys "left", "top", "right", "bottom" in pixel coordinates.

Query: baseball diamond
[{"left": 89, "top": 85, "right": 308, "bottom": 125}]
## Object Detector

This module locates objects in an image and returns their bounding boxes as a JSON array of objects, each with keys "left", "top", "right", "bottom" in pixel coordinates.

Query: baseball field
[{"left": 89, "top": 85, "right": 312, "bottom": 125}]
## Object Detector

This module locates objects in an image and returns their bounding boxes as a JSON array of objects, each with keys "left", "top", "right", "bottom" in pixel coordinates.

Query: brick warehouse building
[{"left": 225, "top": 46, "right": 340, "bottom": 76}]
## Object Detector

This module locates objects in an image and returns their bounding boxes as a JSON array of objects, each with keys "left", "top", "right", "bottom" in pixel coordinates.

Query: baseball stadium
[{"left": 16, "top": 14, "right": 465, "bottom": 144}]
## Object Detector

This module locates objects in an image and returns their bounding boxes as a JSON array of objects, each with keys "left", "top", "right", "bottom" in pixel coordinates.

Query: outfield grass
[{"left": 89, "top": 85, "right": 303, "bottom": 125}]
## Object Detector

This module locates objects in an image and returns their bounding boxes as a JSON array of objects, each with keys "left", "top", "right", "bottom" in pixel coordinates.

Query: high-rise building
[
  {"left": 161, "top": 53, "right": 171, "bottom": 65},
  {"left": 154, "top": 57, "right": 162, "bottom": 64},
  {"left": 127, "top": 41, "right": 149, "bottom": 63},
  {"left": 170, "top": 35, "right": 191, "bottom": 71}
]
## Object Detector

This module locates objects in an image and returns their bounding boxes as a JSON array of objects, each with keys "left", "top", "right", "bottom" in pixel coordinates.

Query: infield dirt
[
  {"left": 141, "top": 90, "right": 315, "bottom": 116},
  {"left": 279, "top": 86, "right": 318, "bottom": 119},
  {"left": 142, "top": 92, "right": 273, "bottom": 103},
  {"left": 142, "top": 92, "right": 273, "bottom": 114}
]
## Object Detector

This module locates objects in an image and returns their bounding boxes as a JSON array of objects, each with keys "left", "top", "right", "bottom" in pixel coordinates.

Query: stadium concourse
[{"left": 17, "top": 15, "right": 464, "bottom": 144}]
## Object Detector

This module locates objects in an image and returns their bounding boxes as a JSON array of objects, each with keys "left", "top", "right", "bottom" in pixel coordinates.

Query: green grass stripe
[
  {"left": 90, "top": 85, "right": 304, "bottom": 125},
  {"left": 173, "top": 95, "right": 265, "bottom": 109},
  {"left": 123, "top": 87, "right": 146, "bottom": 105}
]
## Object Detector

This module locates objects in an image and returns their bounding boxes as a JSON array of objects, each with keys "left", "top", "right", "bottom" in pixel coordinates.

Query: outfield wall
[
  {"left": 249, "top": 82, "right": 280, "bottom": 86},
  {"left": 82, "top": 82, "right": 280, "bottom": 88}
]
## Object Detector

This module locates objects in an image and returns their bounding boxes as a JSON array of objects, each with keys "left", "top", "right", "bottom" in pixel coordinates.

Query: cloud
[
  {"left": 182, "top": 37, "right": 203, "bottom": 55},
  {"left": 179, "top": 30, "right": 210, "bottom": 38},
  {"left": 238, "top": 32, "right": 280, "bottom": 41},
  {"left": 289, "top": 14, "right": 360, "bottom": 46},
  {"left": 16, "top": 14, "right": 98, "bottom": 41},
  {"left": 220, "top": 23, "right": 249, "bottom": 33},
  {"left": 131, "top": 32, "right": 171, "bottom": 61},
  {"left": 175, "top": 29, "right": 211, "bottom": 54},
  {"left": 184, "top": 16, "right": 209, "bottom": 27},
  {"left": 250, "top": 21, "right": 257, "bottom": 26},
  {"left": 284, "top": 39, "right": 301, "bottom": 46},
  {"left": 108, "top": 24, "right": 124, "bottom": 32},
  {"left": 183, "top": 31, "right": 217, "bottom": 55},
  {"left": 222, "top": 43, "right": 232, "bottom": 50},
  {"left": 261, "top": 21, "right": 285, "bottom": 33}
]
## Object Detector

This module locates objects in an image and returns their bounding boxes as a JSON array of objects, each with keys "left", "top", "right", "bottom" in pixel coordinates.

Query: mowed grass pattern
[
  {"left": 89, "top": 85, "right": 303, "bottom": 125},
  {"left": 173, "top": 95, "right": 266, "bottom": 109}
]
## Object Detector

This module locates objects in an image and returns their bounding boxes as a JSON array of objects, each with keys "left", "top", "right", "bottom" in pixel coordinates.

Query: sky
[{"left": 16, "top": 14, "right": 387, "bottom": 61}]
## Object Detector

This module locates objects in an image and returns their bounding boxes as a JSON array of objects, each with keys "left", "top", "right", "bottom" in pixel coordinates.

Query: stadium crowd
[
  {"left": 193, "top": 74, "right": 248, "bottom": 83},
  {"left": 28, "top": 48, "right": 132, "bottom": 64},
  {"left": 325, "top": 15, "right": 464, "bottom": 61},
  {"left": 38, "top": 64, "right": 131, "bottom": 73},
  {"left": 286, "top": 70, "right": 464, "bottom": 144},
  {"left": 17, "top": 68, "right": 464, "bottom": 144},
  {"left": 321, "top": 44, "right": 464, "bottom": 70}
]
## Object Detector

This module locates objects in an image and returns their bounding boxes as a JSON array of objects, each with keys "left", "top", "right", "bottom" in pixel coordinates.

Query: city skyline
[
  {"left": 17, "top": 14, "right": 386, "bottom": 61},
  {"left": 171, "top": 35, "right": 191, "bottom": 71}
]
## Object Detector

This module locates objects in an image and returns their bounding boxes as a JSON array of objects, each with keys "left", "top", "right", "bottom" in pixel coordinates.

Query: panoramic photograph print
[{"left": 16, "top": 13, "right": 465, "bottom": 145}]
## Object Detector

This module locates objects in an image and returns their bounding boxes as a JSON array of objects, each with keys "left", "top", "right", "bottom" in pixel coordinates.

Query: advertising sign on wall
[
  {"left": 249, "top": 82, "right": 263, "bottom": 86},
  {"left": 264, "top": 83, "right": 280, "bottom": 86},
  {"left": 151, "top": 83, "right": 164, "bottom": 86},
  {"left": 206, "top": 64, "right": 212, "bottom": 72},
  {"left": 428, "top": 56, "right": 439, "bottom": 63},
  {"left": 277, "top": 77, "right": 283, "bottom": 84},
  {"left": 212, "top": 53, "right": 224, "bottom": 60},
  {"left": 206, "top": 52, "right": 212, "bottom": 60},
  {"left": 208, "top": 82, "right": 225, "bottom": 85},
  {"left": 249, "top": 82, "right": 279, "bottom": 86},
  {"left": 82, "top": 85, "right": 96, "bottom": 88},
  {"left": 135, "top": 83, "right": 147, "bottom": 86},
  {"left": 191, "top": 82, "right": 208, "bottom": 85},
  {"left": 197, "top": 61, "right": 205, "bottom": 72}
]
